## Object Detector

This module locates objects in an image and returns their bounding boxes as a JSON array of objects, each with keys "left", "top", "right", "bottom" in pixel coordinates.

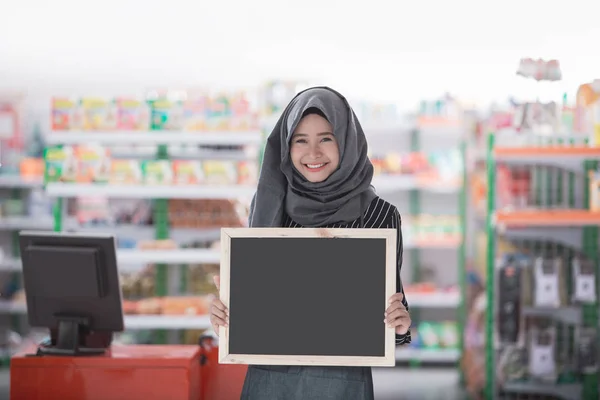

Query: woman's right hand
[{"left": 210, "top": 275, "right": 228, "bottom": 336}]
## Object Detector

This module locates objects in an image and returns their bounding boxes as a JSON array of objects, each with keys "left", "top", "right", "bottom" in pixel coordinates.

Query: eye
[
  {"left": 294, "top": 138, "right": 307, "bottom": 144},
  {"left": 321, "top": 137, "right": 333, "bottom": 143}
]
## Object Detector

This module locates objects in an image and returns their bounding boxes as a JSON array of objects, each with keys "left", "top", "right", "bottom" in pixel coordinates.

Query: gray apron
[
  {"left": 240, "top": 365, "right": 374, "bottom": 400},
  {"left": 240, "top": 212, "right": 375, "bottom": 400}
]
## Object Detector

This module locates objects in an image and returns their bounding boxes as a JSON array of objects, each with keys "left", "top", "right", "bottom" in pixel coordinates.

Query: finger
[
  {"left": 384, "top": 309, "right": 408, "bottom": 324},
  {"left": 212, "top": 298, "right": 228, "bottom": 312},
  {"left": 211, "top": 305, "right": 228, "bottom": 321},
  {"left": 213, "top": 275, "right": 220, "bottom": 291},
  {"left": 211, "top": 314, "right": 228, "bottom": 329},
  {"left": 385, "top": 302, "right": 403, "bottom": 315},
  {"left": 385, "top": 311, "right": 410, "bottom": 328},
  {"left": 211, "top": 314, "right": 227, "bottom": 325},
  {"left": 316, "top": 228, "right": 331, "bottom": 238},
  {"left": 388, "top": 292, "right": 404, "bottom": 304},
  {"left": 395, "top": 319, "right": 411, "bottom": 335}
]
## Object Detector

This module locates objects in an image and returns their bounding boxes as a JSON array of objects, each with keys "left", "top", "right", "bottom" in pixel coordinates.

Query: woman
[{"left": 210, "top": 86, "right": 411, "bottom": 400}]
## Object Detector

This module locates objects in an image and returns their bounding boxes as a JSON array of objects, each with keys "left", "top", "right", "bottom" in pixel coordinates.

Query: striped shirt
[{"left": 283, "top": 196, "right": 412, "bottom": 345}]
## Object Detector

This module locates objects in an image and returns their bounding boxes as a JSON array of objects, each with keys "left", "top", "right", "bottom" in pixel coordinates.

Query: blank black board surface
[{"left": 218, "top": 227, "right": 396, "bottom": 367}]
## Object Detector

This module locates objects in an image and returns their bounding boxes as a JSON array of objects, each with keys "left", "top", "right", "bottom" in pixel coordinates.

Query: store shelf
[
  {"left": 0, "top": 216, "right": 54, "bottom": 230},
  {"left": 111, "top": 146, "right": 256, "bottom": 160},
  {"left": 45, "top": 131, "right": 263, "bottom": 146},
  {"left": 495, "top": 210, "right": 600, "bottom": 227},
  {"left": 0, "top": 176, "right": 43, "bottom": 188},
  {"left": 0, "top": 301, "right": 26, "bottom": 313},
  {"left": 494, "top": 146, "right": 600, "bottom": 160},
  {"left": 124, "top": 315, "right": 211, "bottom": 330},
  {"left": 0, "top": 217, "right": 222, "bottom": 244},
  {"left": 0, "top": 258, "right": 21, "bottom": 271},
  {"left": 395, "top": 347, "right": 460, "bottom": 362},
  {"left": 407, "top": 236, "right": 462, "bottom": 249},
  {"left": 373, "top": 175, "right": 459, "bottom": 194},
  {"left": 405, "top": 292, "right": 460, "bottom": 308},
  {"left": 0, "top": 302, "right": 211, "bottom": 329},
  {"left": 46, "top": 183, "right": 256, "bottom": 199},
  {"left": 117, "top": 249, "right": 220, "bottom": 265},
  {"left": 0, "top": 249, "right": 220, "bottom": 272},
  {"left": 77, "top": 225, "right": 222, "bottom": 243},
  {"left": 501, "top": 382, "right": 582, "bottom": 400},
  {"left": 522, "top": 306, "right": 582, "bottom": 325}
]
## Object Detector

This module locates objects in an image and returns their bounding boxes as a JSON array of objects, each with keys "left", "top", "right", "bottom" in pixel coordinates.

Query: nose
[{"left": 308, "top": 143, "right": 323, "bottom": 158}]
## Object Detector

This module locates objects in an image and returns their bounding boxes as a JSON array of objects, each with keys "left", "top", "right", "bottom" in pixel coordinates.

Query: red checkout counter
[
  {"left": 10, "top": 336, "right": 248, "bottom": 400},
  {"left": 11, "top": 230, "right": 249, "bottom": 399}
]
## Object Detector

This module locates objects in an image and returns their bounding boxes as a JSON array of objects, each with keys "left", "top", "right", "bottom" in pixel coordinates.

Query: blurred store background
[{"left": 1, "top": 0, "right": 600, "bottom": 399}]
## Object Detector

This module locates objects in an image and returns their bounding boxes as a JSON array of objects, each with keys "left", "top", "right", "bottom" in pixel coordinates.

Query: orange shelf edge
[
  {"left": 412, "top": 236, "right": 462, "bottom": 248},
  {"left": 496, "top": 210, "right": 600, "bottom": 225},
  {"left": 494, "top": 146, "right": 600, "bottom": 157}
]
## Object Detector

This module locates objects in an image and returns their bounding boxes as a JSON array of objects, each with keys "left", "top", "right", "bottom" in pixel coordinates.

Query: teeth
[{"left": 306, "top": 163, "right": 325, "bottom": 169}]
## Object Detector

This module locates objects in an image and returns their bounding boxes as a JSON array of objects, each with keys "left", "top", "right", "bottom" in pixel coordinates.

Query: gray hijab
[{"left": 248, "top": 86, "right": 376, "bottom": 228}]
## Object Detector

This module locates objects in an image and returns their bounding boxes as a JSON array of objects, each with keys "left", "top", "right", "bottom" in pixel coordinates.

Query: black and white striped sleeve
[{"left": 391, "top": 207, "right": 411, "bottom": 345}]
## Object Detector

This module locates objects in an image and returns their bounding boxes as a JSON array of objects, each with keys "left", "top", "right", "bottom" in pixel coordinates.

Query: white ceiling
[{"left": 0, "top": 0, "right": 598, "bottom": 108}]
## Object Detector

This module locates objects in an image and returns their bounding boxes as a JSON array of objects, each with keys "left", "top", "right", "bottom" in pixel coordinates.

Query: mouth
[{"left": 303, "top": 163, "right": 328, "bottom": 172}]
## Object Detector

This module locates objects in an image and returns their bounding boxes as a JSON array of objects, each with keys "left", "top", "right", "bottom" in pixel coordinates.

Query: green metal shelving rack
[
  {"left": 48, "top": 144, "right": 175, "bottom": 344},
  {"left": 457, "top": 140, "right": 468, "bottom": 382},
  {"left": 46, "top": 127, "right": 267, "bottom": 344},
  {"left": 405, "top": 126, "right": 468, "bottom": 370},
  {"left": 483, "top": 132, "right": 600, "bottom": 400}
]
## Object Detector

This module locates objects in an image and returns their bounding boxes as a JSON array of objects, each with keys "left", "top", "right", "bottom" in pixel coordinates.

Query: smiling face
[{"left": 290, "top": 112, "right": 340, "bottom": 183}]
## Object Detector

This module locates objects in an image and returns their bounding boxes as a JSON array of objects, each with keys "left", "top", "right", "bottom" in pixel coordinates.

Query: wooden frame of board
[{"left": 218, "top": 227, "right": 397, "bottom": 367}]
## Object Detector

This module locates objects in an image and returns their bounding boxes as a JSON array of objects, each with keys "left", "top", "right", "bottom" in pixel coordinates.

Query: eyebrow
[{"left": 292, "top": 132, "right": 334, "bottom": 138}]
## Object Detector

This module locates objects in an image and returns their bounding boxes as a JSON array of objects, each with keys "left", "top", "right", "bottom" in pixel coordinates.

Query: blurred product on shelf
[
  {"left": 149, "top": 97, "right": 184, "bottom": 131},
  {"left": 496, "top": 164, "right": 531, "bottom": 210},
  {"left": 576, "top": 79, "right": 600, "bottom": 145},
  {"left": 172, "top": 160, "right": 203, "bottom": 184},
  {"left": 19, "top": 158, "right": 44, "bottom": 179},
  {"left": 43, "top": 145, "right": 258, "bottom": 186},
  {"left": 136, "top": 239, "right": 179, "bottom": 250},
  {"left": 116, "top": 98, "right": 151, "bottom": 130},
  {"left": 0, "top": 198, "right": 26, "bottom": 217},
  {"left": 0, "top": 98, "right": 25, "bottom": 175},
  {"left": 261, "top": 80, "right": 312, "bottom": 116},
  {"left": 353, "top": 100, "right": 400, "bottom": 126},
  {"left": 169, "top": 199, "right": 246, "bottom": 228},
  {"left": 125, "top": 296, "right": 210, "bottom": 316},
  {"left": 491, "top": 250, "right": 597, "bottom": 390},
  {"left": 76, "top": 197, "right": 111, "bottom": 225},
  {"left": 493, "top": 161, "right": 596, "bottom": 212},
  {"left": 370, "top": 148, "right": 463, "bottom": 186},
  {"left": 463, "top": 289, "right": 486, "bottom": 399},
  {"left": 142, "top": 160, "right": 173, "bottom": 184},
  {"left": 403, "top": 215, "right": 461, "bottom": 247},
  {"left": 105, "top": 159, "right": 139, "bottom": 184},
  {"left": 51, "top": 90, "right": 260, "bottom": 132},
  {"left": 403, "top": 282, "right": 458, "bottom": 295},
  {"left": 408, "top": 321, "right": 459, "bottom": 350},
  {"left": 514, "top": 101, "right": 561, "bottom": 133},
  {"left": 588, "top": 169, "right": 600, "bottom": 211},
  {"left": 470, "top": 169, "right": 487, "bottom": 217},
  {"left": 188, "top": 264, "right": 219, "bottom": 294},
  {"left": 417, "top": 94, "right": 463, "bottom": 124},
  {"left": 516, "top": 58, "right": 562, "bottom": 81}
]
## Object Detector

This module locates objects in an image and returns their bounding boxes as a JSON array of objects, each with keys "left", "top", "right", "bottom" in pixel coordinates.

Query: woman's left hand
[{"left": 385, "top": 293, "right": 411, "bottom": 335}]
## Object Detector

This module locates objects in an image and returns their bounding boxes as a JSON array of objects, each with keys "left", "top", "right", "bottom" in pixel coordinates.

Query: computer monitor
[{"left": 18, "top": 231, "right": 125, "bottom": 356}]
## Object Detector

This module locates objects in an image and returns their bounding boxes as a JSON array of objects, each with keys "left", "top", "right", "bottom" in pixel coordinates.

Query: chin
[{"left": 304, "top": 172, "right": 333, "bottom": 183}]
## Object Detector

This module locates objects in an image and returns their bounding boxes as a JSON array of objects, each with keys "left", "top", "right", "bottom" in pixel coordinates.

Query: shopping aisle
[
  {"left": 373, "top": 367, "right": 465, "bottom": 400},
  {"left": 0, "top": 367, "right": 463, "bottom": 400},
  {"left": 0, "top": 371, "right": 7, "bottom": 400}
]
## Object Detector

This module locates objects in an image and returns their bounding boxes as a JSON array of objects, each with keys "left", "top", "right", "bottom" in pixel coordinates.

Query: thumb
[{"left": 213, "top": 275, "right": 220, "bottom": 291}]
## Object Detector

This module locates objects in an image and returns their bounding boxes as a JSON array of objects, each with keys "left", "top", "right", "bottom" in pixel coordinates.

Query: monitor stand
[{"left": 36, "top": 314, "right": 110, "bottom": 356}]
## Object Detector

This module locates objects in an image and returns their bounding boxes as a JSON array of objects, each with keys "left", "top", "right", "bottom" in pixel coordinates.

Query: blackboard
[{"left": 218, "top": 227, "right": 396, "bottom": 367}]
